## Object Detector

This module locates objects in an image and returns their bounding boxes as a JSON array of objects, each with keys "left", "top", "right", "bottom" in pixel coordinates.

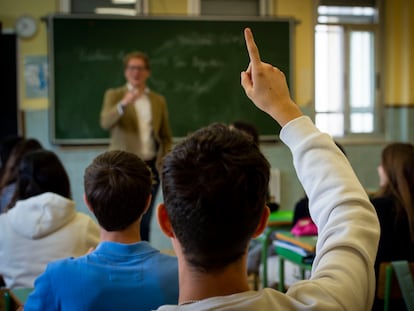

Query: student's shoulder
[
  {"left": 73, "top": 211, "right": 98, "bottom": 224},
  {"left": 52, "top": 255, "right": 79, "bottom": 264},
  {"left": 370, "top": 196, "right": 393, "bottom": 210},
  {"left": 370, "top": 196, "right": 395, "bottom": 218},
  {"left": 45, "top": 255, "right": 88, "bottom": 275},
  {"left": 147, "top": 248, "right": 178, "bottom": 268},
  {"left": 31, "top": 258, "right": 76, "bottom": 287}
]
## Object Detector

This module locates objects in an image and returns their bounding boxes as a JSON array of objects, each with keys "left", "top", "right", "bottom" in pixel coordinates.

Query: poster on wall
[{"left": 24, "top": 55, "right": 48, "bottom": 98}]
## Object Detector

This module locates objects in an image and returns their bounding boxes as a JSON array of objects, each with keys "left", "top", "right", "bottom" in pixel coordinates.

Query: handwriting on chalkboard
[
  {"left": 151, "top": 56, "right": 224, "bottom": 73},
  {"left": 192, "top": 56, "right": 222, "bottom": 73},
  {"left": 172, "top": 81, "right": 209, "bottom": 94},
  {"left": 77, "top": 49, "right": 127, "bottom": 62},
  {"left": 151, "top": 73, "right": 221, "bottom": 95},
  {"left": 76, "top": 32, "right": 242, "bottom": 68},
  {"left": 176, "top": 33, "right": 244, "bottom": 46},
  {"left": 78, "top": 49, "right": 112, "bottom": 61},
  {"left": 177, "top": 34, "right": 213, "bottom": 46}
]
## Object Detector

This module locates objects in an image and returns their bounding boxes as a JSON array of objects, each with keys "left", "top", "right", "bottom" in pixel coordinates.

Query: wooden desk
[
  {"left": 274, "top": 231, "right": 317, "bottom": 291},
  {"left": 257, "top": 210, "right": 293, "bottom": 288}
]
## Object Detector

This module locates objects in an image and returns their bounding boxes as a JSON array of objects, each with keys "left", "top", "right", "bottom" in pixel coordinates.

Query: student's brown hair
[
  {"left": 377, "top": 142, "right": 414, "bottom": 241},
  {"left": 0, "top": 138, "right": 42, "bottom": 192},
  {"left": 84, "top": 150, "right": 152, "bottom": 231}
]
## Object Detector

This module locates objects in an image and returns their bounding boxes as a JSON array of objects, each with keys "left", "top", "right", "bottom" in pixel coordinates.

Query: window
[
  {"left": 69, "top": 0, "right": 145, "bottom": 15},
  {"left": 191, "top": 0, "right": 272, "bottom": 16},
  {"left": 315, "top": 2, "right": 380, "bottom": 137}
]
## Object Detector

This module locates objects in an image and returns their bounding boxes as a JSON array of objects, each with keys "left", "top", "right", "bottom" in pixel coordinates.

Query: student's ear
[
  {"left": 157, "top": 203, "right": 175, "bottom": 238},
  {"left": 83, "top": 194, "right": 93, "bottom": 213},
  {"left": 252, "top": 205, "right": 270, "bottom": 238},
  {"left": 143, "top": 195, "right": 152, "bottom": 214}
]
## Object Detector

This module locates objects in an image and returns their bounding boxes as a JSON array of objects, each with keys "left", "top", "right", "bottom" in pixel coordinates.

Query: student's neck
[
  {"left": 100, "top": 221, "right": 142, "bottom": 244},
  {"left": 178, "top": 258, "right": 251, "bottom": 303}
]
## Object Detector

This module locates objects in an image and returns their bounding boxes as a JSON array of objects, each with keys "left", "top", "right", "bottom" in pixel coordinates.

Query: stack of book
[{"left": 273, "top": 231, "right": 317, "bottom": 264}]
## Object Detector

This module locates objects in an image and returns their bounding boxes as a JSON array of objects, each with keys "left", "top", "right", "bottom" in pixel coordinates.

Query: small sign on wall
[{"left": 24, "top": 55, "right": 48, "bottom": 98}]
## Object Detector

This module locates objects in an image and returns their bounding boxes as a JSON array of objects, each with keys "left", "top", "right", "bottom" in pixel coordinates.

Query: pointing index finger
[{"left": 244, "top": 28, "right": 261, "bottom": 66}]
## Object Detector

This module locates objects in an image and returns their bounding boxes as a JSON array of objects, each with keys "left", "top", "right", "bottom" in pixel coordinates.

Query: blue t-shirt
[{"left": 24, "top": 241, "right": 178, "bottom": 311}]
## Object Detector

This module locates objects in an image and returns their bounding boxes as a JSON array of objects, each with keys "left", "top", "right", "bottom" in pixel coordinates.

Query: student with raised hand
[
  {"left": 155, "top": 28, "right": 379, "bottom": 310},
  {"left": 24, "top": 150, "right": 178, "bottom": 311},
  {"left": 0, "top": 149, "right": 99, "bottom": 289}
]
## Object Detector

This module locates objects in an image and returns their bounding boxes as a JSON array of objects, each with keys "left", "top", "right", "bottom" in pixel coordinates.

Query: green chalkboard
[{"left": 48, "top": 14, "right": 294, "bottom": 144}]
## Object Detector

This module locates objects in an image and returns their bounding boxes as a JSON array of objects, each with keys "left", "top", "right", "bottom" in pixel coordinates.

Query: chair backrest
[
  {"left": 0, "top": 288, "right": 19, "bottom": 311},
  {"left": 377, "top": 261, "right": 414, "bottom": 311}
]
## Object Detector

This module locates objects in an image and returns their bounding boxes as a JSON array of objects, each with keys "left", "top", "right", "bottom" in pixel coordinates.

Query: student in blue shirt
[{"left": 24, "top": 150, "right": 179, "bottom": 311}]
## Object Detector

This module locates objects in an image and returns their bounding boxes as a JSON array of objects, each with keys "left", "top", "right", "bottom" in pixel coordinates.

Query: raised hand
[
  {"left": 121, "top": 88, "right": 141, "bottom": 107},
  {"left": 241, "top": 28, "right": 302, "bottom": 126}
]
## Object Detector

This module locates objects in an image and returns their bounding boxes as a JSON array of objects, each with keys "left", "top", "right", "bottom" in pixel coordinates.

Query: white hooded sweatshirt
[{"left": 0, "top": 192, "right": 100, "bottom": 288}]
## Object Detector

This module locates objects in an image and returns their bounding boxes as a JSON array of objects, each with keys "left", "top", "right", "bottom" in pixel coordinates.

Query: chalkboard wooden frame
[{"left": 47, "top": 14, "right": 295, "bottom": 145}]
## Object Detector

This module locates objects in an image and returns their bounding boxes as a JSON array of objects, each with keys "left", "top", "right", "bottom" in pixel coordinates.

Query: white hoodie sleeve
[{"left": 280, "top": 116, "right": 380, "bottom": 311}]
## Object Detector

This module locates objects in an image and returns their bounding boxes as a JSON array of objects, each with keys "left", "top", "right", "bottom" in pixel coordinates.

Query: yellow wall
[
  {"left": 149, "top": 0, "right": 188, "bottom": 15},
  {"left": 0, "top": 0, "right": 56, "bottom": 110},
  {"left": 274, "top": 0, "right": 314, "bottom": 107},
  {"left": 384, "top": 0, "right": 414, "bottom": 106}
]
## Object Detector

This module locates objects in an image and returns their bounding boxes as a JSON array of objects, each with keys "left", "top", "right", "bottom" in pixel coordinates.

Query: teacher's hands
[
  {"left": 241, "top": 28, "right": 302, "bottom": 127},
  {"left": 120, "top": 88, "right": 142, "bottom": 107}
]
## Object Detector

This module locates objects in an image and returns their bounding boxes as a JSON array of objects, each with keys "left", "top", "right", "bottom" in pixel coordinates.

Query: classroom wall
[
  {"left": 383, "top": 0, "right": 414, "bottom": 142},
  {"left": 0, "top": 0, "right": 413, "bottom": 249},
  {"left": 0, "top": 0, "right": 53, "bottom": 110}
]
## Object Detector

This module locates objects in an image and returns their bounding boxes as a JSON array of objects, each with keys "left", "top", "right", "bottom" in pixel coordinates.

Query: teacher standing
[{"left": 100, "top": 51, "right": 172, "bottom": 241}]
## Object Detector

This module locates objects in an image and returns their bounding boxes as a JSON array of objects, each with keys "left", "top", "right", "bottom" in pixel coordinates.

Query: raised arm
[{"left": 241, "top": 27, "right": 380, "bottom": 310}]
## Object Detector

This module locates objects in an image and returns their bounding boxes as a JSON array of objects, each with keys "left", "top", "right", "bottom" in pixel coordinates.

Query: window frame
[
  {"left": 188, "top": 0, "right": 273, "bottom": 16},
  {"left": 314, "top": 7, "right": 384, "bottom": 139}
]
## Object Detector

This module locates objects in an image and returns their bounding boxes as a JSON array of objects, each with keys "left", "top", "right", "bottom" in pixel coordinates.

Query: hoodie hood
[{"left": 7, "top": 192, "right": 76, "bottom": 239}]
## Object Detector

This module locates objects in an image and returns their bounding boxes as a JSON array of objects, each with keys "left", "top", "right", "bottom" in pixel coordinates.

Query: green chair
[
  {"left": 377, "top": 261, "right": 414, "bottom": 311},
  {"left": 1, "top": 288, "right": 18, "bottom": 311},
  {"left": 0, "top": 287, "right": 32, "bottom": 311},
  {"left": 258, "top": 210, "right": 294, "bottom": 288}
]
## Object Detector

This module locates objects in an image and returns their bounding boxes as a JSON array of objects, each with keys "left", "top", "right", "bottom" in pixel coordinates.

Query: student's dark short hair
[
  {"left": 231, "top": 120, "right": 259, "bottom": 146},
  {"left": 15, "top": 149, "right": 71, "bottom": 202},
  {"left": 84, "top": 150, "right": 152, "bottom": 231},
  {"left": 162, "top": 123, "right": 270, "bottom": 271}
]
